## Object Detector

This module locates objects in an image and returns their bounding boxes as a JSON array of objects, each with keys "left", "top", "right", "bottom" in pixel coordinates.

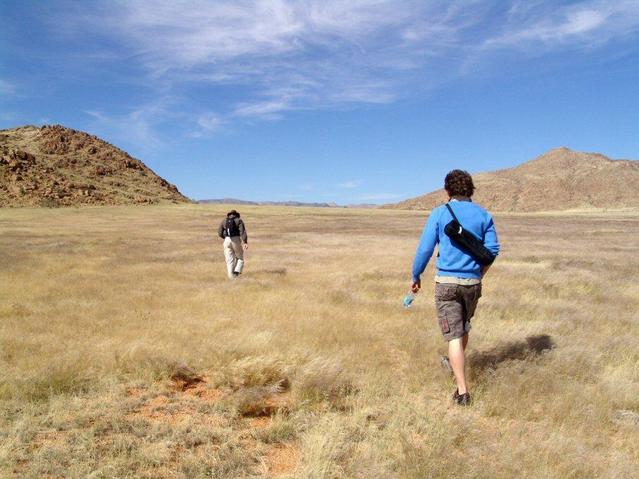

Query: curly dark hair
[{"left": 444, "top": 169, "right": 475, "bottom": 197}]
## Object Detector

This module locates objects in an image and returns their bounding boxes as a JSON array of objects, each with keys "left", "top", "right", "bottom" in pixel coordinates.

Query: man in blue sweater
[{"left": 411, "top": 170, "right": 500, "bottom": 406}]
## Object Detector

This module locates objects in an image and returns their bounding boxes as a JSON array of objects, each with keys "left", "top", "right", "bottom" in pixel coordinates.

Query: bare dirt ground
[{"left": 1, "top": 205, "right": 638, "bottom": 478}]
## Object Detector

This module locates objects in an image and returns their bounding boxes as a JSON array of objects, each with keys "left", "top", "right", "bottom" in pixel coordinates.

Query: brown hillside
[
  {"left": 388, "top": 147, "right": 639, "bottom": 212},
  {"left": 0, "top": 125, "right": 189, "bottom": 207}
]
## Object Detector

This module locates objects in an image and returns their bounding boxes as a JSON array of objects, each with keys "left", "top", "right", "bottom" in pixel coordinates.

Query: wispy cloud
[
  {"left": 60, "top": 1, "right": 476, "bottom": 122},
  {"left": 84, "top": 99, "right": 173, "bottom": 150},
  {"left": 233, "top": 98, "right": 292, "bottom": 120},
  {"left": 0, "top": 80, "right": 16, "bottom": 96},
  {"left": 47, "top": 0, "right": 639, "bottom": 143},
  {"left": 190, "top": 113, "right": 225, "bottom": 137},
  {"left": 484, "top": 0, "right": 639, "bottom": 49},
  {"left": 337, "top": 180, "right": 362, "bottom": 189}
]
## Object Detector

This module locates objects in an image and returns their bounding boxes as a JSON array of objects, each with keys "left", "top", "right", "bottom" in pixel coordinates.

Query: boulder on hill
[{"left": 0, "top": 124, "right": 190, "bottom": 207}]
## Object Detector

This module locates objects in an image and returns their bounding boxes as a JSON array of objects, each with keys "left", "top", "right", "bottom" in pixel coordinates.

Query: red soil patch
[
  {"left": 265, "top": 443, "right": 300, "bottom": 477},
  {"left": 130, "top": 395, "right": 180, "bottom": 424},
  {"left": 264, "top": 392, "right": 291, "bottom": 413},
  {"left": 241, "top": 391, "right": 292, "bottom": 418},
  {"left": 30, "top": 430, "right": 71, "bottom": 451},
  {"left": 126, "top": 387, "right": 146, "bottom": 398},
  {"left": 126, "top": 376, "right": 225, "bottom": 425},
  {"left": 249, "top": 416, "right": 272, "bottom": 429},
  {"left": 171, "top": 377, "right": 204, "bottom": 392},
  {"left": 182, "top": 380, "right": 222, "bottom": 403},
  {"left": 127, "top": 382, "right": 225, "bottom": 427}
]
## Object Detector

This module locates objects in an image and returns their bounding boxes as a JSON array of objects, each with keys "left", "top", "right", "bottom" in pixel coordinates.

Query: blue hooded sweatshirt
[{"left": 412, "top": 200, "right": 500, "bottom": 282}]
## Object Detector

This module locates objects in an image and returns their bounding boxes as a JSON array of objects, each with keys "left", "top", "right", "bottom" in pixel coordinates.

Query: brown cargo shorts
[{"left": 434, "top": 282, "right": 482, "bottom": 341}]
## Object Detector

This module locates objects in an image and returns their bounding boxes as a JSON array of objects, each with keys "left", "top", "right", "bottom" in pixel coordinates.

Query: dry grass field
[{"left": 1, "top": 204, "right": 638, "bottom": 478}]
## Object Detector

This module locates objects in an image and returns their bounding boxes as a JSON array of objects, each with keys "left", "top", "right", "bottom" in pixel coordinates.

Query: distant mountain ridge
[
  {"left": 387, "top": 147, "right": 639, "bottom": 212},
  {"left": 0, "top": 125, "right": 189, "bottom": 207},
  {"left": 198, "top": 198, "right": 378, "bottom": 209},
  {"left": 199, "top": 198, "right": 339, "bottom": 207}
]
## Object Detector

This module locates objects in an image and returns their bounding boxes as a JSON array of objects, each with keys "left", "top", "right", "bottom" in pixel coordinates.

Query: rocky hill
[
  {"left": 388, "top": 147, "right": 639, "bottom": 212},
  {"left": 0, "top": 125, "right": 189, "bottom": 207}
]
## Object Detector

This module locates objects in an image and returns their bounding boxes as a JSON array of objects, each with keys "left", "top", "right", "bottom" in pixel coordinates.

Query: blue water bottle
[{"left": 403, "top": 290, "right": 417, "bottom": 308}]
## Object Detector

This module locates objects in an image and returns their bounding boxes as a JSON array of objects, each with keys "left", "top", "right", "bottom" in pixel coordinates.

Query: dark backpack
[
  {"left": 225, "top": 217, "right": 241, "bottom": 237},
  {"left": 443, "top": 203, "right": 495, "bottom": 266}
]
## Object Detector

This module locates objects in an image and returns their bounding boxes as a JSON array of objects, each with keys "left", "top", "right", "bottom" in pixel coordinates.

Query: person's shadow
[
  {"left": 468, "top": 334, "right": 554, "bottom": 379},
  {"left": 251, "top": 268, "right": 287, "bottom": 277}
]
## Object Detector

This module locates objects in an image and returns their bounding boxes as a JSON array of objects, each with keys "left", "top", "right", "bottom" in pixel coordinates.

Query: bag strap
[{"left": 445, "top": 202, "right": 461, "bottom": 224}]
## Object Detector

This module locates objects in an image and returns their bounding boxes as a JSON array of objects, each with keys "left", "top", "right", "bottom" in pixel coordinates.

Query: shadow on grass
[
  {"left": 468, "top": 334, "right": 554, "bottom": 378},
  {"left": 252, "top": 268, "right": 287, "bottom": 276}
]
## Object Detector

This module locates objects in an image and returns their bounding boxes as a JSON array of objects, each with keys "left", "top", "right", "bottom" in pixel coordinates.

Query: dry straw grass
[{"left": 1, "top": 204, "right": 638, "bottom": 478}]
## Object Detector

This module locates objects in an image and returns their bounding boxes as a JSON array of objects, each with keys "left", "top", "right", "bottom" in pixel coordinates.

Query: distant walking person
[
  {"left": 218, "top": 210, "right": 248, "bottom": 278},
  {"left": 411, "top": 170, "right": 500, "bottom": 406}
]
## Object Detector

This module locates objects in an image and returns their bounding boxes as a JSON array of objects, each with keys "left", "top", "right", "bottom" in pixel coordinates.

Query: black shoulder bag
[{"left": 443, "top": 203, "right": 495, "bottom": 266}]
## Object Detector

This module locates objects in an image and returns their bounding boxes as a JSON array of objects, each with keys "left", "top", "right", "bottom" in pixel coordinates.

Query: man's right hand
[{"left": 411, "top": 279, "right": 421, "bottom": 293}]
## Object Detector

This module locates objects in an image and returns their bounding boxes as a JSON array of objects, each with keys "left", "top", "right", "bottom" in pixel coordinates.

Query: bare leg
[{"left": 449, "top": 333, "right": 469, "bottom": 394}]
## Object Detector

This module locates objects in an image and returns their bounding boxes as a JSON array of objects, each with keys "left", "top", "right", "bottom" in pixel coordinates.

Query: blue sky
[{"left": 1, "top": 0, "right": 638, "bottom": 203}]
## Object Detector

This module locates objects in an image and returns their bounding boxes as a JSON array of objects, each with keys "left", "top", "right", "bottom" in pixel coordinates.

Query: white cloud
[
  {"left": 484, "top": 0, "right": 639, "bottom": 48},
  {"left": 337, "top": 180, "right": 362, "bottom": 189},
  {"left": 197, "top": 114, "right": 223, "bottom": 130},
  {"left": 62, "top": 1, "right": 474, "bottom": 120},
  {"left": 233, "top": 98, "right": 291, "bottom": 120},
  {"left": 0, "top": 80, "right": 16, "bottom": 96},
  {"left": 52, "top": 0, "right": 639, "bottom": 134},
  {"left": 84, "top": 100, "right": 170, "bottom": 150},
  {"left": 190, "top": 113, "right": 224, "bottom": 137}
]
